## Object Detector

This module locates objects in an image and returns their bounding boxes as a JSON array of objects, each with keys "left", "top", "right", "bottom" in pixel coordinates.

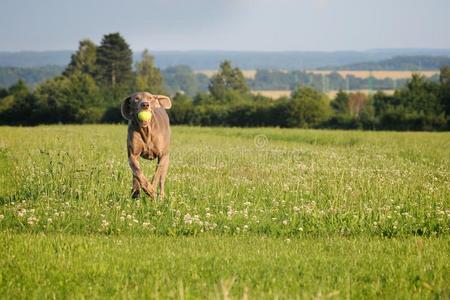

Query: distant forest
[
  {"left": 0, "top": 65, "right": 64, "bottom": 87},
  {"left": 1, "top": 51, "right": 449, "bottom": 92},
  {"left": 324, "top": 56, "right": 450, "bottom": 71},
  {"left": 0, "top": 65, "right": 437, "bottom": 94}
]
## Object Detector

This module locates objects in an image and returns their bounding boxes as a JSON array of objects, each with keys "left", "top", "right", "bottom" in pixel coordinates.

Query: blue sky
[{"left": 0, "top": 0, "right": 449, "bottom": 51}]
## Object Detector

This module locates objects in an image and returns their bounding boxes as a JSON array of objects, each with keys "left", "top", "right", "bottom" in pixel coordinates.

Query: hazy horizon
[
  {"left": 1, "top": 0, "right": 449, "bottom": 52},
  {"left": 2, "top": 48, "right": 450, "bottom": 53}
]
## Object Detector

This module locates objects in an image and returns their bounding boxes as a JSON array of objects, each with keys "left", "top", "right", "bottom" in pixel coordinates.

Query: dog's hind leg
[{"left": 158, "top": 154, "right": 169, "bottom": 199}]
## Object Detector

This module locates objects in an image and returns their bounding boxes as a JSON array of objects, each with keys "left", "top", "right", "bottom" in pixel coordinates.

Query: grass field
[{"left": 1, "top": 125, "right": 449, "bottom": 299}]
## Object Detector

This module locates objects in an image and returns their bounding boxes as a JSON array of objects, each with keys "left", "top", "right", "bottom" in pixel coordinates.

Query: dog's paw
[
  {"left": 142, "top": 184, "right": 157, "bottom": 198},
  {"left": 131, "top": 189, "right": 140, "bottom": 199}
]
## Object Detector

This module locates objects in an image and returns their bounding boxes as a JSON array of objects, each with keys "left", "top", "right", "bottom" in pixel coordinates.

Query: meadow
[{"left": 0, "top": 125, "right": 449, "bottom": 299}]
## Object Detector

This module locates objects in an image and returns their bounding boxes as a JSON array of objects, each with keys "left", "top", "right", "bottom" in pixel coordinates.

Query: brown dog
[{"left": 121, "top": 92, "right": 172, "bottom": 199}]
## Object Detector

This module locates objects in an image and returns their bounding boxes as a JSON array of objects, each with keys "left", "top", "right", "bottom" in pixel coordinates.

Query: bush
[{"left": 285, "top": 86, "right": 332, "bottom": 128}]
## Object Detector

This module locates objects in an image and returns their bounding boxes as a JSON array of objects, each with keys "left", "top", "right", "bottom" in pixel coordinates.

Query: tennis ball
[{"left": 138, "top": 111, "right": 152, "bottom": 122}]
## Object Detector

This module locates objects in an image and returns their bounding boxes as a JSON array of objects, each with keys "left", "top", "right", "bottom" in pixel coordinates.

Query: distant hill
[
  {"left": 147, "top": 50, "right": 377, "bottom": 70},
  {"left": 0, "top": 51, "right": 72, "bottom": 68},
  {"left": 320, "top": 56, "right": 450, "bottom": 71},
  {"left": 0, "top": 65, "right": 64, "bottom": 88},
  {"left": 1, "top": 49, "right": 450, "bottom": 70}
]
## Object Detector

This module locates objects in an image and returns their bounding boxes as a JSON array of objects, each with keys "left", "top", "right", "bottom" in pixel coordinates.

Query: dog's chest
[{"left": 141, "top": 135, "right": 162, "bottom": 159}]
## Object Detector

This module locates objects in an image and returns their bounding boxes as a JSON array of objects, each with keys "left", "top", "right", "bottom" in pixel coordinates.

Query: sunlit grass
[{"left": 0, "top": 125, "right": 449, "bottom": 298}]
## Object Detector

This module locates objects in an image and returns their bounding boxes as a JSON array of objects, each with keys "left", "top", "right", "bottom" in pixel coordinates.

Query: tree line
[
  {"left": 0, "top": 63, "right": 414, "bottom": 93},
  {"left": 325, "top": 55, "right": 450, "bottom": 71},
  {"left": 169, "top": 62, "right": 449, "bottom": 130},
  {"left": 248, "top": 69, "right": 412, "bottom": 91},
  {"left": 0, "top": 33, "right": 449, "bottom": 130}
]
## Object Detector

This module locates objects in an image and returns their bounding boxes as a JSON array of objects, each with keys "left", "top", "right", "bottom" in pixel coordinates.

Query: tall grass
[{"left": 0, "top": 125, "right": 449, "bottom": 298}]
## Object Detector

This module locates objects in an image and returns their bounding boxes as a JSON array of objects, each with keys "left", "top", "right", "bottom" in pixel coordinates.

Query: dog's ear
[
  {"left": 121, "top": 96, "right": 133, "bottom": 120},
  {"left": 155, "top": 95, "right": 172, "bottom": 109}
]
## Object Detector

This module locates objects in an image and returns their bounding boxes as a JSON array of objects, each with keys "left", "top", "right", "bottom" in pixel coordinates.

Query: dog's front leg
[
  {"left": 131, "top": 177, "right": 141, "bottom": 199},
  {"left": 128, "top": 154, "right": 156, "bottom": 198},
  {"left": 150, "top": 154, "right": 169, "bottom": 199}
]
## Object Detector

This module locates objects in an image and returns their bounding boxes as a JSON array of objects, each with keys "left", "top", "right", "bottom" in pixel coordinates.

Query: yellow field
[
  {"left": 325, "top": 89, "right": 395, "bottom": 98},
  {"left": 197, "top": 69, "right": 439, "bottom": 80},
  {"left": 251, "top": 89, "right": 396, "bottom": 99},
  {"left": 196, "top": 70, "right": 257, "bottom": 79},
  {"left": 251, "top": 90, "right": 291, "bottom": 98}
]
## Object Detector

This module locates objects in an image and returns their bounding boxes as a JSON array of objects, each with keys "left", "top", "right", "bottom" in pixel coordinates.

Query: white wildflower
[
  {"left": 184, "top": 213, "right": 193, "bottom": 225},
  {"left": 101, "top": 220, "right": 110, "bottom": 228},
  {"left": 27, "top": 216, "right": 38, "bottom": 226}
]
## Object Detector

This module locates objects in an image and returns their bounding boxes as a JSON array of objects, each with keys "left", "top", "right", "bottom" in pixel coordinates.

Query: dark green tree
[
  {"left": 0, "top": 87, "right": 8, "bottom": 98},
  {"left": 95, "top": 33, "right": 133, "bottom": 88},
  {"left": 168, "top": 92, "right": 195, "bottom": 124},
  {"left": 439, "top": 66, "right": 450, "bottom": 120},
  {"left": 358, "top": 98, "right": 376, "bottom": 129},
  {"left": 34, "top": 72, "right": 102, "bottom": 123},
  {"left": 373, "top": 74, "right": 446, "bottom": 130},
  {"left": 286, "top": 86, "right": 331, "bottom": 128},
  {"left": 331, "top": 90, "right": 350, "bottom": 114},
  {"left": 135, "top": 49, "right": 164, "bottom": 94},
  {"left": 397, "top": 73, "right": 441, "bottom": 114},
  {"left": 208, "top": 60, "right": 249, "bottom": 101},
  {"left": 63, "top": 39, "right": 97, "bottom": 77},
  {"left": 0, "top": 80, "right": 37, "bottom": 125}
]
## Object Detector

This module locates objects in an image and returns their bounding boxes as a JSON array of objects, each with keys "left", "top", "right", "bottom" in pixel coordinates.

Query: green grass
[
  {"left": 1, "top": 233, "right": 448, "bottom": 299},
  {"left": 0, "top": 125, "right": 449, "bottom": 299}
]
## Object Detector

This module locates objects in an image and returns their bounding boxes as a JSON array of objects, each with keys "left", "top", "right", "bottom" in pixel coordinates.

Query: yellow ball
[{"left": 138, "top": 111, "right": 152, "bottom": 121}]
